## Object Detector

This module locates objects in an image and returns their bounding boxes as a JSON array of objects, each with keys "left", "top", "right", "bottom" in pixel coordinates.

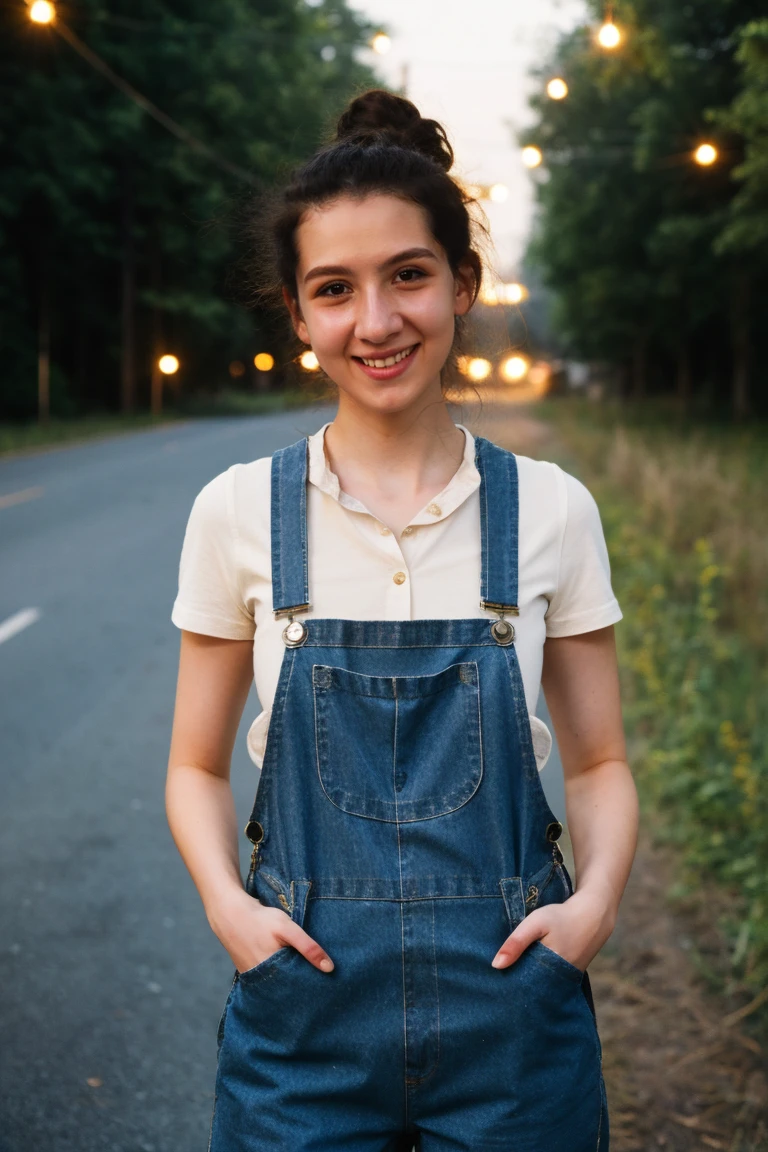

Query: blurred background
[{"left": 1, "top": 1, "right": 766, "bottom": 1150}]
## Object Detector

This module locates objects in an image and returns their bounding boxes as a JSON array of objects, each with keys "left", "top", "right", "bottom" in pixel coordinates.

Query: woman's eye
[
  {"left": 395, "top": 267, "right": 426, "bottom": 283},
  {"left": 317, "top": 281, "right": 349, "bottom": 297}
]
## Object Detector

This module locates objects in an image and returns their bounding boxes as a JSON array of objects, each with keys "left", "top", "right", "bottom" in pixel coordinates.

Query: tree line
[
  {"left": 522, "top": 0, "right": 768, "bottom": 418},
  {"left": 0, "top": 0, "right": 377, "bottom": 421}
]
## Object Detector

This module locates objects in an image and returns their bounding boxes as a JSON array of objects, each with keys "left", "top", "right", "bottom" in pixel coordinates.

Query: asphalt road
[{"left": 0, "top": 405, "right": 565, "bottom": 1152}]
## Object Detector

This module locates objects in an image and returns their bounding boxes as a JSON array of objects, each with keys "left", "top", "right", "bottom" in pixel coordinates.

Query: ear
[
  {"left": 282, "top": 286, "right": 310, "bottom": 345},
  {"left": 453, "top": 262, "right": 476, "bottom": 317}
]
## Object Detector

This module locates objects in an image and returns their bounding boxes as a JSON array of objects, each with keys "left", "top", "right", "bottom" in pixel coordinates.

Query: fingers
[
  {"left": 491, "top": 912, "right": 551, "bottom": 969},
  {"left": 279, "top": 921, "right": 334, "bottom": 973}
]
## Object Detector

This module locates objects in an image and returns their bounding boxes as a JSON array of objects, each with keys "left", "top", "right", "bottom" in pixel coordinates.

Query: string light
[
  {"left": 521, "top": 146, "right": 543, "bottom": 168},
  {"left": 694, "top": 143, "right": 717, "bottom": 166},
  {"left": 29, "top": 1, "right": 55, "bottom": 23},
  {"left": 597, "top": 3, "right": 622, "bottom": 49}
]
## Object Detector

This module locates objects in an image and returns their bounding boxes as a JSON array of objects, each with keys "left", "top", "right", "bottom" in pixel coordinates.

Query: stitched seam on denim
[{"left": 300, "top": 438, "right": 309, "bottom": 605}]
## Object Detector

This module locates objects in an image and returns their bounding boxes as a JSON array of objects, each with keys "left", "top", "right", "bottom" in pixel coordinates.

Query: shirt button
[
  {"left": 426, "top": 502, "right": 442, "bottom": 516},
  {"left": 402, "top": 526, "right": 414, "bottom": 536},
  {"left": 393, "top": 571, "right": 407, "bottom": 585}
]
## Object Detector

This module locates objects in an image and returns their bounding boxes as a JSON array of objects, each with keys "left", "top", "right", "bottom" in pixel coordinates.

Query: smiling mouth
[{"left": 356, "top": 345, "right": 418, "bottom": 368}]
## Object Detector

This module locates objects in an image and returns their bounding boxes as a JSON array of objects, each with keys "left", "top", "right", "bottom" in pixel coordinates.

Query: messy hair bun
[{"left": 334, "top": 89, "right": 454, "bottom": 173}]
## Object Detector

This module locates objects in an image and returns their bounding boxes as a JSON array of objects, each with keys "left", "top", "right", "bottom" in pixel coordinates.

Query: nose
[{"left": 354, "top": 285, "right": 404, "bottom": 346}]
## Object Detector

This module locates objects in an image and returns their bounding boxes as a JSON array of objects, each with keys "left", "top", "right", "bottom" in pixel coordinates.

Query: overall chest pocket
[{"left": 312, "top": 661, "right": 483, "bottom": 822}]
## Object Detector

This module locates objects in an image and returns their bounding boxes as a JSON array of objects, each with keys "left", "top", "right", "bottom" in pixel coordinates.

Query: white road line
[
  {"left": 0, "top": 486, "right": 45, "bottom": 510},
  {"left": 0, "top": 608, "right": 41, "bottom": 645}
]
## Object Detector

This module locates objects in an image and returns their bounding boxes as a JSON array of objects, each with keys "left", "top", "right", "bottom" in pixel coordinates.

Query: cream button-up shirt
[{"left": 172, "top": 421, "right": 622, "bottom": 772}]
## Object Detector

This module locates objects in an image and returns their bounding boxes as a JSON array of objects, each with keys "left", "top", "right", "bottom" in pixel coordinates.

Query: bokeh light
[
  {"left": 694, "top": 143, "right": 718, "bottom": 166},
  {"left": 254, "top": 352, "right": 275, "bottom": 371},
  {"left": 229, "top": 360, "right": 246, "bottom": 378},
  {"left": 546, "top": 78, "right": 568, "bottom": 100},
  {"left": 597, "top": 21, "right": 621, "bottom": 48},
  {"left": 299, "top": 350, "right": 320, "bottom": 371},
  {"left": 29, "top": 1, "right": 55, "bottom": 23},
  {"left": 371, "top": 33, "right": 391, "bottom": 54},
  {"left": 500, "top": 355, "right": 529, "bottom": 383},
  {"left": 466, "top": 358, "right": 492, "bottom": 382},
  {"left": 489, "top": 183, "right": 509, "bottom": 203},
  {"left": 158, "top": 355, "right": 179, "bottom": 375},
  {"left": 521, "top": 146, "right": 543, "bottom": 169}
]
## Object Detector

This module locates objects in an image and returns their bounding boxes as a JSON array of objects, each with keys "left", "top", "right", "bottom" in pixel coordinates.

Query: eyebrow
[{"left": 303, "top": 247, "right": 439, "bottom": 284}]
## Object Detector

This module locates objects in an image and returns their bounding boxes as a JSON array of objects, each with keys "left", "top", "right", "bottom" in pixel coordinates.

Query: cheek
[{"left": 304, "top": 307, "right": 352, "bottom": 353}]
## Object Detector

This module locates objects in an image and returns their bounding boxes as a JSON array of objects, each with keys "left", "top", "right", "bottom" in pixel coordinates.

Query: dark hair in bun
[
  {"left": 334, "top": 89, "right": 455, "bottom": 172},
  {"left": 250, "top": 89, "right": 484, "bottom": 357}
]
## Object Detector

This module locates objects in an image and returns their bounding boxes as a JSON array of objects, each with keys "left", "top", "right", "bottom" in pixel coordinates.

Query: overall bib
[{"left": 208, "top": 435, "right": 610, "bottom": 1152}]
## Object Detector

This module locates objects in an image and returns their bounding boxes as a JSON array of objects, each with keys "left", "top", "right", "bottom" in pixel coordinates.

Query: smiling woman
[{"left": 167, "top": 88, "right": 636, "bottom": 1152}]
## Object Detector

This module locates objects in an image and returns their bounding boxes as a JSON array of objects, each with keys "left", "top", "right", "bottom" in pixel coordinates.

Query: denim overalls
[{"left": 208, "top": 434, "right": 610, "bottom": 1152}]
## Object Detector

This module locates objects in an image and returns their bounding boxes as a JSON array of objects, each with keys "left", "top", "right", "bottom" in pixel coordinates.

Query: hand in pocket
[{"left": 212, "top": 889, "right": 335, "bottom": 974}]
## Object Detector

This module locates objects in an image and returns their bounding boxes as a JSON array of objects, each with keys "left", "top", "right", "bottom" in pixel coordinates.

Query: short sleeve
[
  {"left": 545, "top": 467, "right": 623, "bottom": 638},
  {"left": 171, "top": 467, "right": 255, "bottom": 640}
]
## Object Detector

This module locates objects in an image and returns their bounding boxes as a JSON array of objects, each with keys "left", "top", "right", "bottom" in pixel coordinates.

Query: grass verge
[{"left": 531, "top": 397, "right": 767, "bottom": 1032}]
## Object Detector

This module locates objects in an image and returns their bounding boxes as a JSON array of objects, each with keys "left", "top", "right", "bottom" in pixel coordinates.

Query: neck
[{"left": 323, "top": 390, "right": 465, "bottom": 504}]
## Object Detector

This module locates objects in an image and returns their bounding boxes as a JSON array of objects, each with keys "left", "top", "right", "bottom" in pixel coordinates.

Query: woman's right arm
[{"left": 165, "top": 629, "right": 334, "bottom": 974}]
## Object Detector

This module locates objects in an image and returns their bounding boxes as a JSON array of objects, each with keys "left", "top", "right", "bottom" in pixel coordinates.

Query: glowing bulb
[
  {"left": 597, "top": 21, "right": 621, "bottom": 48},
  {"left": 254, "top": 352, "right": 275, "bottom": 371},
  {"left": 521, "top": 146, "right": 543, "bottom": 169},
  {"left": 30, "top": 1, "right": 55, "bottom": 23},
  {"left": 500, "top": 355, "right": 529, "bottom": 383},
  {"left": 489, "top": 183, "right": 509, "bottom": 203},
  {"left": 371, "top": 33, "right": 391, "bottom": 54},
  {"left": 503, "top": 283, "right": 526, "bottom": 304},
  {"left": 694, "top": 143, "right": 717, "bottom": 166},
  {"left": 300, "top": 350, "right": 319, "bottom": 371},
  {"left": 547, "top": 78, "right": 568, "bottom": 100},
  {"left": 158, "top": 355, "right": 179, "bottom": 375},
  {"left": 467, "top": 358, "right": 492, "bottom": 382}
]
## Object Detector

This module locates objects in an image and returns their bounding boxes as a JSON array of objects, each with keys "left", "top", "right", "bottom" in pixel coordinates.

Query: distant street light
[
  {"left": 158, "top": 354, "right": 179, "bottom": 375},
  {"left": 229, "top": 360, "right": 246, "bottom": 378},
  {"left": 489, "top": 183, "right": 509, "bottom": 203},
  {"left": 694, "top": 143, "right": 718, "bottom": 166},
  {"left": 500, "top": 355, "right": 529, "bottom": 383},
  {"left": 597, "top": 19, "right": 621, "bottom": 48},
  {"left": 546, "top": 78, "right": 568, "bottom": 100},
  {"left": 466, "top": 358, "right": 492, "bottom": 382},
  {"left": 478, "top": 282, "right": 528, "bottom": 306},
  {"left": 299, "top": 350, "right": 320, "bottom": 371},
  {"left": 254, "top": 352, "right": 275, "bottom": 371},
  {"left": 371, "top": 32, "right": 391, "bottom": 54},
  {"left": 29, "top": 1, "right": 55, "bottom": 23},
  {"left": 521, "top": 146, "right": 543, "bottom": 168}
]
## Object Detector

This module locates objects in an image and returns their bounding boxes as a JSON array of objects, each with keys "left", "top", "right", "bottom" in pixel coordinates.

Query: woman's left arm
[{"left": 492, "top": 624, "right": 639, "bottom": 970}]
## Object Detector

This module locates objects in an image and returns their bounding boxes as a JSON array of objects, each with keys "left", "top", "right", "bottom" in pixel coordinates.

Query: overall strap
[
  {"left": 474, "top": 436, "right": 519, "bottom": 615},
  {"left": 270, "top": 432, "right": 519, "bottom": 621},
  {"left": 270, "top": 437, "right": 311, "bottom": 619}
]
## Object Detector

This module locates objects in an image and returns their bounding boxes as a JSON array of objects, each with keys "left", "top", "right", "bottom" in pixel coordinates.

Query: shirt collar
[{"left": 307, "top": 421, "right": 481, "bottom": 524}]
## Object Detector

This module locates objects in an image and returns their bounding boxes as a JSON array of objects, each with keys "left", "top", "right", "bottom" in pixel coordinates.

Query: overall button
[
  {"left": 393, "top": 571, "right": 407, "bottom": 584},
  {"left": 546, "top": 820, "right": 563, "bottom": 842}
]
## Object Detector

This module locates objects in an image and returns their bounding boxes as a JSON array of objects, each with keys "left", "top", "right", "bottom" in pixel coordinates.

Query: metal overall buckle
[
  {"left": 281, "top": 611, "right": 308, "bottom": 648},
  {"left": 482, "top": 600, "right": 518, "bottom": 645}
]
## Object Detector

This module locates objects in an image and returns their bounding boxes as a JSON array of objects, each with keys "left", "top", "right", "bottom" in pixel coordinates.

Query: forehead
[{"left": 295, "top": 193, "right": 443, "bottom": 272}]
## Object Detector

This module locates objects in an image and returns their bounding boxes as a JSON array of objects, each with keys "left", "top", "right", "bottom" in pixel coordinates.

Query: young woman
[{"left": 167, "top": 89, "right": 638, "bottom": 1152}]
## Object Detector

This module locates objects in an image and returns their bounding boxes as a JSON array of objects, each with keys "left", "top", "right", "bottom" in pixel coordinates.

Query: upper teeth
[{"left": 360, "top": 346, "right": 415, "bottom": 368}]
